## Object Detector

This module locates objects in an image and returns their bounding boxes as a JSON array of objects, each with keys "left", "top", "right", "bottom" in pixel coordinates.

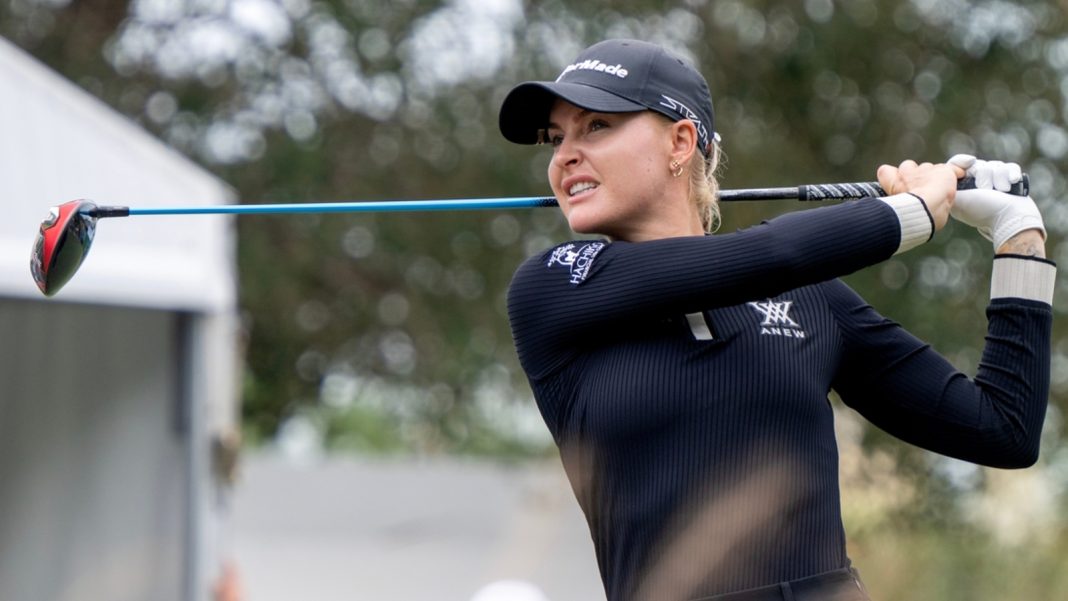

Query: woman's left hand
[{"left": 877, "top": 160, "right": 963, "bottom": 232}]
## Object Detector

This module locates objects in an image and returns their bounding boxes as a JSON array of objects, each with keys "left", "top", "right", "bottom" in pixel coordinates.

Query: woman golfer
[{"left": 499, "top": 39, "right": 1054, "bottom": 601}]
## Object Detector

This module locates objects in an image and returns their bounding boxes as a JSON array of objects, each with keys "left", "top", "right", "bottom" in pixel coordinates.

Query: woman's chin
[
  {"left": 562, "top": 206, "right": 599, "bottom": 233},
  {"left": 567, "top": 217, "right": 604, "bottom": 237}
]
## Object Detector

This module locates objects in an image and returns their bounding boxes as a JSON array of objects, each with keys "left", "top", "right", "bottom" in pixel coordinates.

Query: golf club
[{"left": 30, "top": 175, "right": 1029, "bottom": 297}]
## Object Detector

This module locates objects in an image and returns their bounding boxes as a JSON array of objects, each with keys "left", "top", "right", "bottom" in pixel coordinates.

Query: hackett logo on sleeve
[{"left": 547, "top": 242, "right": 606, "bottom": 285}]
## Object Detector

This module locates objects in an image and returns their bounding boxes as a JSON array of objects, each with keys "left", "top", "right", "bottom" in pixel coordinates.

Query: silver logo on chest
[{"left": 748, "top": 300, "right": 806, "bottom": 338}]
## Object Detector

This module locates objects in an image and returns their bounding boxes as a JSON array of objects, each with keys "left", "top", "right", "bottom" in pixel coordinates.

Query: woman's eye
[
  {"left": 589, "top": 119, "right": 609, "bottom": 132},
  {"left": 544, "top": 119, "right": 608, "bottom": 149}
]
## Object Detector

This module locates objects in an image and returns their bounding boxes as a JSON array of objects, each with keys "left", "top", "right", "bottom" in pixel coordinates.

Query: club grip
[
  {"left": 798, "top": 182, "right": 884, "bottom": 201},
  {"left": 958, "top": 173, "right": 1029, "bottom": 196},
  {"left": 798, "top": 174, "right": 1029, "bottom": 201}
]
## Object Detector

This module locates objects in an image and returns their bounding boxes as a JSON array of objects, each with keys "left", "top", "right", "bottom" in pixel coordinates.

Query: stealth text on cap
[
  {"left": 557, "top": 59, "right": 629, "bottom": 82},
  {"left": 659, "top": 94, "right": 711, "bottom": 153}
]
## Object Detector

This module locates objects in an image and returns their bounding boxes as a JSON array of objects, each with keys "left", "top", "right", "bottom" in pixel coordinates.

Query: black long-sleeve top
[{"left": 507, "top": 196, "right": 1055, "bottom": 601}]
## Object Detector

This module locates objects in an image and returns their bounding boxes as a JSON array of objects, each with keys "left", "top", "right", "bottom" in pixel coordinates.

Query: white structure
[
  {"left": 233, "top": 454, "right": 605, "bottom": 601},
  {"left": 0, "top": 35, "right": 239, "bottom": 601}
]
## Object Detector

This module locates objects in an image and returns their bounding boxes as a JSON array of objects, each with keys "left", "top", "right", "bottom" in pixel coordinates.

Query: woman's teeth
[{"left": 569, "top": 182, "right": 598, "bottom": 196}]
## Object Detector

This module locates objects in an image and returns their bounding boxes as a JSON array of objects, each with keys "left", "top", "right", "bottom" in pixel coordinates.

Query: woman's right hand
[
  {"left": 945, "top": 154, "right": 1045, "bottom": 254},
  {"left": 877, "top": 160, "right": 963, "bottom": 232}
]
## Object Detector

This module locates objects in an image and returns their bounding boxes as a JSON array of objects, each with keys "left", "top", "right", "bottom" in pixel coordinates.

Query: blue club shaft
[
  {"left": 92, "top": 174, "right": 1029, "bottom": 219},
  {"left": 126, "top": 196, "right": 561, "bottom": 216}
]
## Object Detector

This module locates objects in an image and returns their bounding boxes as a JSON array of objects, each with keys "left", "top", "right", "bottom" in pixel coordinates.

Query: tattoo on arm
[{"left": 996, "top": 230, "right": 1046, "bottom": 258}]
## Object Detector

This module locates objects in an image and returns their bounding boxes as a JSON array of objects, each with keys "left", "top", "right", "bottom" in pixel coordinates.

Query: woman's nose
[{"left": 552, "top": 137, "right": 581, "bottom": 169}]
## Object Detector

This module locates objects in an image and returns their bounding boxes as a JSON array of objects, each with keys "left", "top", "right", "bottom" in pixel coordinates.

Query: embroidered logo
[
  {"left": 747, "top": 300, "right": 806, "bottom": 338},
  {"left": 659, "top": 94, "right": 712, "bottom": 155},
  {"left": 557, "top": 59, "right": 629, "bottom": 81},
  {"left": 547, "top": 242, "right": 606, "bottom": 285}
]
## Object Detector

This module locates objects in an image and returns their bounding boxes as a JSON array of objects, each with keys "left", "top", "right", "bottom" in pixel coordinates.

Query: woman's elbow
[{"left": 987, "top": 442, "right": 1040, "bottom": 469}]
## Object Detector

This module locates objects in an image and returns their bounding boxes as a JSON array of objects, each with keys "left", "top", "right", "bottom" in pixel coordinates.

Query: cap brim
[{"left": 499, "top": 81, "right": 647, "bottom": 145}]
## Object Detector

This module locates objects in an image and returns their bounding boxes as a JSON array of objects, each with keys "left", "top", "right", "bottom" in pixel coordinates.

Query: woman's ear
[{"left": 669, "top": 119, "right": 699, "bottom": 166}]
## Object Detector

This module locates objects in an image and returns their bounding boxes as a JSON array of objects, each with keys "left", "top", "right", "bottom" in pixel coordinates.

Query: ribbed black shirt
[{"left": 507, "top": 199, "right": 1052, "bottom": 600}]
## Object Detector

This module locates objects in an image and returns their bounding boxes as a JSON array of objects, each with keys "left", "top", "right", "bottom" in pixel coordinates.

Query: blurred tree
[
  {"left": 5, "top": 0, "right": 1068, "bottom": 596},
  {"left": 3, "top": 0, "right": 1066, "bottom": 472}
]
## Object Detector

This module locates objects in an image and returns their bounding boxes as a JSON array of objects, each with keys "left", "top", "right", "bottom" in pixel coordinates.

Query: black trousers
[{"left": 693, "top": 568, "right": 871, "bottom": 601}]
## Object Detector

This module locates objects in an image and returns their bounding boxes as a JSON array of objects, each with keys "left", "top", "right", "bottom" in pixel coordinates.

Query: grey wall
[
  {"left": 0, "top": 298, "right": 188, "bottom": 601},
  {"left": 232, "top": 454, "right": 605, "bottom": 601}
]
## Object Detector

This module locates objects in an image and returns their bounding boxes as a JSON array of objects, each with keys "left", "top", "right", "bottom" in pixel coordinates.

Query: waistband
[{"left": 691, "top": 568, "right": 869, "bottom": 601}]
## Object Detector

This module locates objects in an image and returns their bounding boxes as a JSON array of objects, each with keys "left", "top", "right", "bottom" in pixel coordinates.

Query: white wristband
[
  {"left": 879, "top": 193, "right": 933, "bottom": 254},
  {"left": 991, "top": 255, "right": 1056, "bottom": 304}
]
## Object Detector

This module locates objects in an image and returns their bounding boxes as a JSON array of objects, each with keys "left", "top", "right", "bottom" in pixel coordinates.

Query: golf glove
[{"left": 947, "top": 154, "right": 1045, "bottom": 250}]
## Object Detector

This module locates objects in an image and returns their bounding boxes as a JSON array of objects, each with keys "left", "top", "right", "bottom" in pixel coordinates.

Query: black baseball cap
[{"left": 499, "top": 39, "right": 717, "bottom": 157}]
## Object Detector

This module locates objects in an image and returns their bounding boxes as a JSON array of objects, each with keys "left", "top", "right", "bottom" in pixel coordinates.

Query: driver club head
[{"left": 30, "top": 199, "right": 99, "bottom": 296}]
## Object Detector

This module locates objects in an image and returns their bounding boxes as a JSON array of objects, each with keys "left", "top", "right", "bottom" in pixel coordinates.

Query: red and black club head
[{"left": 30, "top": 199, "right": 99, "bottom": 297}]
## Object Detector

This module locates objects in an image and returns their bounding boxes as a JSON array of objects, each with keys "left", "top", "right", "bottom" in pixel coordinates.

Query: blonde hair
[{"left": 689, "top": 142, "right": 723, "bottom": 233}]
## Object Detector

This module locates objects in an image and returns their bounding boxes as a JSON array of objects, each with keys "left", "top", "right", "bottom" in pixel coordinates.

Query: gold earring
[{"left": 670, "top": 160, "right": 683, "bottom": 178}]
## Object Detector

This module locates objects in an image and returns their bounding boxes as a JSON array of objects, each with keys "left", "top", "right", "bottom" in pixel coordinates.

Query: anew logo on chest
[{"left": 748, "top": 299, "right": 807, "bottom": 338}]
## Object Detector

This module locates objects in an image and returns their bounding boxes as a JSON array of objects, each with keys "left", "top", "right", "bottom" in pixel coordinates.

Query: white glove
[{"left": 947, "top": 154, "right": 1045, "bottom": 249}]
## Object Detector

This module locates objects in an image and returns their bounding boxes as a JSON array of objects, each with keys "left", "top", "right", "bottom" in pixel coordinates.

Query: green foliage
[
  {"left": 6, "top": 0, "right": 1068, "bottom": 594},
  {"left": 4, "top": 0, "right": 1067, "bottom": 468},
  {"left": 850, "top": 519, "right": 1068, "bottom": 600}
]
